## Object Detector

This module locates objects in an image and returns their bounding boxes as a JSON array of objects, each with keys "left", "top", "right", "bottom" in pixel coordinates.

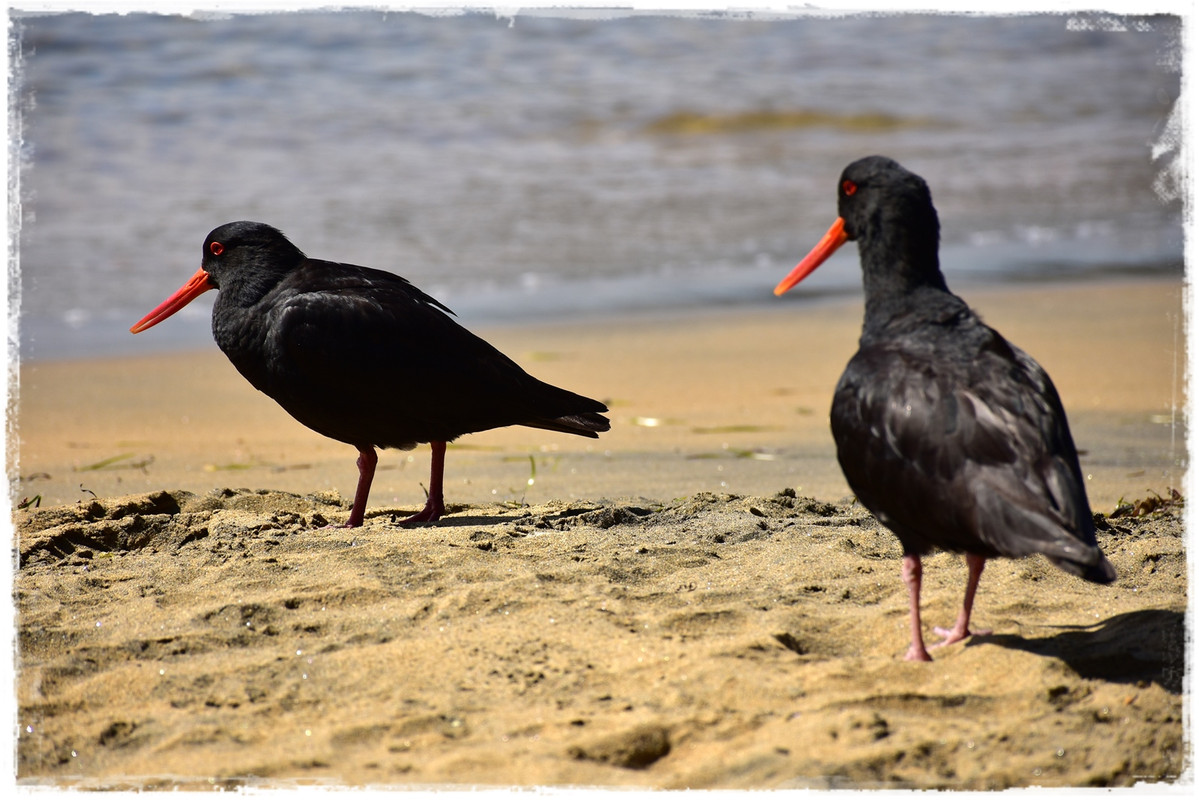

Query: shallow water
[{"left": 10, "top": 10, "right": 1183, "bottom": 361}]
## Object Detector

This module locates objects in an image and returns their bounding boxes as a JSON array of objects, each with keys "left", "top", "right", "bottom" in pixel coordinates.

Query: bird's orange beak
[
  {"left": 130, "top": 267, "right": 216, "bottom": 333},
  {"left": 773, "top": 217, "right": 850, "bottom": 296}
]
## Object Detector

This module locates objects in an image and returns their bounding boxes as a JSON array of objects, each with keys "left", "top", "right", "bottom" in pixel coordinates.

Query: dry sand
[{"left": 9, "top": 278, "right": 1190, "bottom": 789}]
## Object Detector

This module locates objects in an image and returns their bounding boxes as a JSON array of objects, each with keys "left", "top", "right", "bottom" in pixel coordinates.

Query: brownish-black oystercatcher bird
[
  {"left": 131, "top": 221, "right": 609, "bottom": 527},
  {"left": 774, "top": 156, "right": 1115, "bottom": 661}
]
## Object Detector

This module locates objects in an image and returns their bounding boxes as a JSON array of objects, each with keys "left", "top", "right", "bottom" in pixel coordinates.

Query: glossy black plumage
[
  {"left": 775, "top": 156, "right": 1115, "bottom": 661},
  {"left": 132, "top": 221, "right": 609, "bottom": 526}
]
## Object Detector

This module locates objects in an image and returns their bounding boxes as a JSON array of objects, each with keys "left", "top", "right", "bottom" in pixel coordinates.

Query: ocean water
[{"left": 10, "top": 9, "right": 1183, "bottom": 361}]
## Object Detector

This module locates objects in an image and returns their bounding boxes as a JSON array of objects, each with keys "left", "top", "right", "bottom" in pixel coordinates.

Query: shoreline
[
  {"left": 16, "top": 269, "right": 1184, "bottom": 365},
  {"left": 12, "top": 276, "right": 1186, "bottom": 515}
]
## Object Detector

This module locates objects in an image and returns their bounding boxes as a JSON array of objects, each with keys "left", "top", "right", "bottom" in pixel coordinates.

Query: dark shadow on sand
[{"left": 969, "top": 609, "right": 1185, "bottom": 694}]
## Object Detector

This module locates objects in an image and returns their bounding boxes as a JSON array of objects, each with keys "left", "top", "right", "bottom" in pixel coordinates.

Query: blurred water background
[{"left": 10, "top": 9, "right": 1183, "bottom": 362}]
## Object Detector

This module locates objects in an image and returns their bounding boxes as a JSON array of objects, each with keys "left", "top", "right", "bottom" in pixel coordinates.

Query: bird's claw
[
  {"left": 396, "top": 501, "right": 445, "bottom": 525},
  {"left": 931, "top": 625, "right": 992, "bottom": 648}
]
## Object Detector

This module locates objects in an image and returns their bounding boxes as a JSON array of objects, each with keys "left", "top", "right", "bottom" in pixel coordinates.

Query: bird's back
[
  {"left": 214, "top": 259, "right": 608, "bottom": 450},
  {"left": 831, "top": 294, "right": 1114, "bottom": 583}
]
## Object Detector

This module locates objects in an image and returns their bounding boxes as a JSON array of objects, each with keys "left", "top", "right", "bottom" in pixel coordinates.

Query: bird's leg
[
  {"left": 901, "top": 554, "right": 933, "bottom": 662},
  {"left": 346, "top": 447, "right": 378, "bottom": 528},
  {"left": 933, "top": 553, "right": 992, "bottom": 646},
  {"left": 397, "top": 440, "right": 447, "bottom": 524}
]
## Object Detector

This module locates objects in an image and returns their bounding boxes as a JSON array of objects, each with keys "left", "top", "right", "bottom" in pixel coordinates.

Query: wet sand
[{"left": 10, "top": 278, "right": 1190, "bottom": 788}]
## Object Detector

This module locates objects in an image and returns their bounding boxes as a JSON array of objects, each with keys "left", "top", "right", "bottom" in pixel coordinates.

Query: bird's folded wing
[{"left": 835, "top": 344, "right": 1095, "bottom": 559}]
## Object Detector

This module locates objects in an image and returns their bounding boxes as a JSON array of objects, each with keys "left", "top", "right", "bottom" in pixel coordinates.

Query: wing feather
[
  {"left": 831, "top": 327, "right": 1103, "bottom": 572},
  {"left": 227, "top": 260, "right": 606, "bottom": 449}
]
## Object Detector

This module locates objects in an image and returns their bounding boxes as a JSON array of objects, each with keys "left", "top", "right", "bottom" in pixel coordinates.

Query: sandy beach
[{"left": 11, "top": 277, "right": 1189, "bottom": 788}]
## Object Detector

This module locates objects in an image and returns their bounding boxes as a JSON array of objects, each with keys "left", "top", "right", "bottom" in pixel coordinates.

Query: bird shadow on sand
[
  {"left": 967, "top": 609, "right": 1185, "bottom": 694},
  {"left": 399, "top": 513, "right": 527, "bottom": 529},
  {"left": 369, "top": 503, "right": 631, "bottom": 531},
  {"left": 357, "top": 509, "right": 520, "bottom": 529},
  {"left": 366, "top": 506, "right": 561, "bottom": 529}
]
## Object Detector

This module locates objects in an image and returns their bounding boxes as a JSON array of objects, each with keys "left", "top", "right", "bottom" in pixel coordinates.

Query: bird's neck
[
  {"left": 216, "top": 252, "right": 299, "bottom": 310},
  {"left": 857, "top": 236, "right": 953, "bottom": 337},
  {"left": 210, "top": 265, "right": 292, "bottom": 360}
]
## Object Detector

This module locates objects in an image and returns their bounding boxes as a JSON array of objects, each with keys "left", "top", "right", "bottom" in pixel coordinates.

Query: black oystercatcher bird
[
  {"left": 131, "top": 221, "right": 609, "bottom": 527},
  {"left": 774, "top": 156, "right": 1115, "bottom": 661}
]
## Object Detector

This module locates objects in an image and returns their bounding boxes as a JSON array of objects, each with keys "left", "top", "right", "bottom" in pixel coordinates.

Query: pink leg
[
  {"left": 933, "top": 553, "right": 991, "bottom": 647},
  {"left": 345, "top": 447, "right": 378, "bottom": 528},
  {"left": 901, "top": 554, "right": 933, "bottom": 662},
  {"left": 397, "top": 440, "right": 447, "bottom": 525}
]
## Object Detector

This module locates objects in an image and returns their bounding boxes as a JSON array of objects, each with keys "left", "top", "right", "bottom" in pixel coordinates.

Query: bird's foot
[
  {"left": 903, "top": 644, "right": 933, "bottom": 662},
  {"left": 396, "top": 498, "right": 445, "bottom": 525},
  {"left": 931, "top": 624, "right": 992, "bottom": 648}
]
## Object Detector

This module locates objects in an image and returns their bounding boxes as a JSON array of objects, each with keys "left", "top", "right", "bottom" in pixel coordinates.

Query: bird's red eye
[
  {"left": 210, "top": 241, "right": 225, "bottom": 256},
  {"left": 842, "top": 180, "right": 858, "bottom": 196}
]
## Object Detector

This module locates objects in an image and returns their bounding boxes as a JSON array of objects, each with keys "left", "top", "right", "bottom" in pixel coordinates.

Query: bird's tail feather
[
  {"left": 1047, "top": 552, "right": 1117, "bottom": 585},
  {"left": 978, "top": 482, "right": 1116, "bottom": 585}
]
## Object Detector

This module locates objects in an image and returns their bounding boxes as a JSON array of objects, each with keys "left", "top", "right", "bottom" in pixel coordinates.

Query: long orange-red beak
[
  {"left": 773, "top": 217, "right": 850, "bottom": 296},
  {"left": 130, "top": 267, "right": 216, "bottom": 334}
]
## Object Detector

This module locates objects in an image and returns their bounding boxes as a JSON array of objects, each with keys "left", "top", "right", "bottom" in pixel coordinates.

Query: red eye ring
[
  {"left": 209, "top": 241, "right": 225, "bottom": 256},
  {"left": 842, "top": 180, "right": 858, "bottom": 197}
]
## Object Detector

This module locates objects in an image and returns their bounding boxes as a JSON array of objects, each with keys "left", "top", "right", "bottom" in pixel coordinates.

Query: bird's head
[
  {"left": 131, "top": 221, "right": 305, "bottom": 334},
  {"left": 774, "top": 155, "right": 941, "bottom": 296},
  {"left": 200, "top": 221, "right": 305, "bottom": 289}
]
